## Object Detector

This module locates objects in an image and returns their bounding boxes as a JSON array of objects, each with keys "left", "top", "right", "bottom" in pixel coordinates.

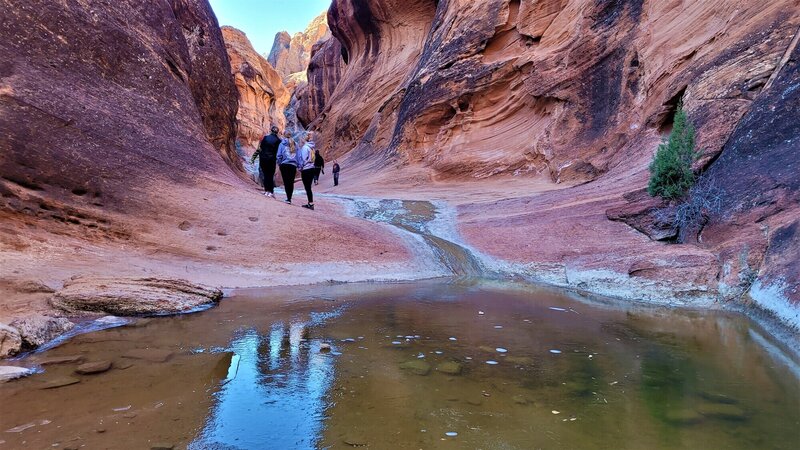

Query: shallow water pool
[{"left": 1, "top": 281, "right": 798, "bottom": 449}]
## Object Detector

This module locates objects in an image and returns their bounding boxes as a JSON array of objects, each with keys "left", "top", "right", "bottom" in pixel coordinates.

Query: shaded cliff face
[
  {"left": 222, "top": 26, "right": 290, "bottom": 147},
  {"left": 267, "top": 12, "right": 331, "bottom": 84},
  {"left": 302, "top": 0, "right": 800, "bottom": 326},
  {"left": 0, "top": 0, "right": 241, "bottom": 224}
]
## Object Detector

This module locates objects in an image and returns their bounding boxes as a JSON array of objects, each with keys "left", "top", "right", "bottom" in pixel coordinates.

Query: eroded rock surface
[
  {"left": 0, "top": 323, "right": 22, "bottom": 358},
  {"left": 10, "top": 315, "right": 74, "bottom": 348},
  {"left": 267, "top": 12, "right": 331, "bottom": 82},
  {"left": 51, "top": 278, "right": 223, "bottom": 316},
  {"left": 222, "top": 26, "right": 291, "bottom": 147}
]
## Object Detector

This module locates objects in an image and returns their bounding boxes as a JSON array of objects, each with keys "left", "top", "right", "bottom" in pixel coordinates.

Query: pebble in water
[
  {"left": 449, "top": 337, "right": 457, "bottom": 341},
  {"left": 552, "top": 410, "right": 560, "bottom": 415},
  {"left": 549, "top": 307, "right": 567, "bottom": 312},
  {"left": 392, "top": 341, "right": 402, "bottom": 345},
  {"left": 550, "top": 349, "right": 562, "bottom": 354},
  {"left": 478, "top": 311, "right": 485, "bottom": 315},
  {"left": 486, "top": 360, "right": 499, "bottom": 365},
  {"left": 494, "top": 325, "right": 503, "bottom": 329},
  {"left": 435, "top": 350, "right": 443, "bottom": 355},
  {"left": 445, "top": 432, "right": 458, "bottom": 437},
  {"left": 496, "top": 348, "right": 508, "bottom": 353}
]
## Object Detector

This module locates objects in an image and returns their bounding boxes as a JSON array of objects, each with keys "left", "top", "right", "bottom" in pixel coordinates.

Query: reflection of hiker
[
  {"left": 332, "top": 160, "right": 341, "bottom": 186},
  {"left": 313, "top": 149, "right": 325, "bottom": 185},
  {"left": 251, "top": 126, "right": 281, "bottom": 198},
  {"left": 277, "top": 132, "right": 298, "bottom": 204},
  {"left": 298, "top": 132, "right": 318, "bottom": 210}
]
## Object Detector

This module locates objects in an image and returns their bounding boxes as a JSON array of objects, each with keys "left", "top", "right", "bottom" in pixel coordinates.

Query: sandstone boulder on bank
[
  {"left": 0, "top": 323, "right": 22, "bottom": 358},
  {"left": 51, "top": 278, "right": 223, "bottom": 316},
  {"left": 10, "top": 315, "right": 75, "bottom": 348}
]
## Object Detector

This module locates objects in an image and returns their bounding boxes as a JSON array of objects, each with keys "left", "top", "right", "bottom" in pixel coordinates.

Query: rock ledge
[{"left": 51, "top": 278, "right": 223, "bottom": 316}]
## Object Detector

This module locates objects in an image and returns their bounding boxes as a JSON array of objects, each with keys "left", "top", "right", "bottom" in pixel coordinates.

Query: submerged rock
[
  {"left": 664, "top": 408, "right": 704, "bottom": 425},
  {"left": 697, "top": 403, "right": 747, "bottom": 421},
  {"left": 40, "top": 377, "right": 82, "bottom": 389},
  {"left": 75, "top": 360, "right": 112, "bottom": 375},
  {"left": 400, "top": 360, "right": 431, "bottom": 376},
  {"left": 121, "top": 349, "right": 173, "bottom": 363},
  {"left": 38, "top": 355, "right": 85, "bottom": 366},
  {"left": 436, "top": 361, "right": 463, "bottom": 375},
  {"left": 51, "top": 277, "right": 223, "bottom": 316}
]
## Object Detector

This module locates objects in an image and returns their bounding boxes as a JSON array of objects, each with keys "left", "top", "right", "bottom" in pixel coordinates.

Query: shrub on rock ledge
[{"left": 648, "top": 106, "right": 698, "bottom": 201}]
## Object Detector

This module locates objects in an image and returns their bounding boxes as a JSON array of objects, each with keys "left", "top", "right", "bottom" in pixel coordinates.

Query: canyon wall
[
  {"left": 222, "top": 26, "right": 290, "bottom": 148},
  {"left": 300, "top": 0, "right": 800, "bottom": 327},
  {"left": 267, "top": 12, "right": 331, "bottom": 85},
  {"left": 0, "top": 0, "right": 241, "bottom": 231}
]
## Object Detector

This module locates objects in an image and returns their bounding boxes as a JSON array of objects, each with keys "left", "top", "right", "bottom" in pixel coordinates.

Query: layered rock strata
[{"left": 222, "top": 26, "right": 291, "bottom": 147}]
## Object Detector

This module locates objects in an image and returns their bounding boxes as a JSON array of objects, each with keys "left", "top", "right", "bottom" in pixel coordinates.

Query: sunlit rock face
[
  {"left": 0, "top": 0, "right": 240, "bottom": 227},
  {"left": 222, "top": 26, "right": 290, "bottom": 147},
  {"left": 267, "top": 12, "right": 331, "bottom": 84},
  {"left": 303, "top": 0, "right": 800, "bottom": 324},
  {"left": 306, "top": 0, "right": 797, "bottom": 183}
]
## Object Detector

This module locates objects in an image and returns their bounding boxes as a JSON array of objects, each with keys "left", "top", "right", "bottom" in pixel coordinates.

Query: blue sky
[{"left": 209, "top": 0, "right": 331, "bottom": 55}]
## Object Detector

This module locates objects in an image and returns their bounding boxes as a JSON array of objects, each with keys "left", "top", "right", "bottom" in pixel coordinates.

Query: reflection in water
[
  {"left": 191, "top": 314, "right": 337, "bottom": 449},
  {"left": 0, "top": 282, "right": 797, "bottom": 450}
]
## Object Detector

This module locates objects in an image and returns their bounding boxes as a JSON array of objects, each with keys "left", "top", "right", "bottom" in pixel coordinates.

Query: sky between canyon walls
[{"left": 209, "top": 0, "right": 330, "bottom": 54}]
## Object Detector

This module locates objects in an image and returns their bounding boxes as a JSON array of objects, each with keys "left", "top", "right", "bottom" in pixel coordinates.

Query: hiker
[
  {"left": 277, "top": 131, "right": 299, "bottom": 204},
  {"left": 250, "top": 126, "right": 281, "bottom": 197},
  {"left": 297, "top": 131, "right": 318, "bottom": 210},
  {"left": 332, "top": 160, "right": 341, "bottom": 186},
  {"left": 313, "top": 148, "right": 325, "bottom": 185}
]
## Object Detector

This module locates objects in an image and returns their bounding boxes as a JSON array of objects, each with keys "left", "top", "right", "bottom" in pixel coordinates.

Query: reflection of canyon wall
[
  {"left": 0, "top": 0, "right": 240, "bottom": 232},
  {"left": 267, "top": 12, "right": 331, "bottom": 84},
  {"left": 300, "top": 0, "right": 800, "bottom": 326},
  {"left": 222, "top": 26, "right": 290, "bottom": 147}
]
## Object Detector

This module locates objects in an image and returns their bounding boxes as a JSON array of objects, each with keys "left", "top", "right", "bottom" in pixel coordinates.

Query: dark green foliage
[{"left": 648, "top": 106, "right": 698, "bottom": 200}]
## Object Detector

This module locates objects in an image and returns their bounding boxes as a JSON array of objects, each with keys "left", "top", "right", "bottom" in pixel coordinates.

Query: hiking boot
[
  {"left": 285, "top": 199, "right": 292, "bottom": 204},
  {"left": 302, "top": 203, "right": 315, "bottom": 211}
]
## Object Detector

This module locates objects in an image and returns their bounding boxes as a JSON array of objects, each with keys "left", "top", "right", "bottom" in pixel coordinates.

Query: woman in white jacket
[{"left": 297, "top": 132, "right": 318, "bottom": 210}]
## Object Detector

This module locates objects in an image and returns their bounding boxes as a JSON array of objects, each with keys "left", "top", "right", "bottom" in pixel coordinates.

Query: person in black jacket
[
  {"left": 250, "top": 126, "right": 282, "bottom": 198},
  {"left": 313, "top": 149, "right": 325, "bottom": 185}
]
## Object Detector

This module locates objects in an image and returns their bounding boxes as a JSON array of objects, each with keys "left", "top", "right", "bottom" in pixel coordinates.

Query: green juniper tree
[{"left": 648, "top": 105, "right": 698, "bottom": 200}]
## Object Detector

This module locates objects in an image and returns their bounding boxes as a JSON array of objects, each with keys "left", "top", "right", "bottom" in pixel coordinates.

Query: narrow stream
[{"left": 339, "top": 197, "right": 486, "bottom": 278}]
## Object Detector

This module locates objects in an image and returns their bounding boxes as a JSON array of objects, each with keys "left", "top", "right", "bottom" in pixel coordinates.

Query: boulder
[
  {"left": 10, "top": 315, "right": 74, "bottom": 348},
  {"left": 51, "top": 277, "right": 223, "bottom": 316},
  {"left": 0, "top": 323, "right": 22, "bottom": 358}
]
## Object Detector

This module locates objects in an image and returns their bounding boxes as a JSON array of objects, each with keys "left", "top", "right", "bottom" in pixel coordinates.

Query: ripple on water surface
[{"left": 1, "top": 281, "right": 799, "bottom": 449}]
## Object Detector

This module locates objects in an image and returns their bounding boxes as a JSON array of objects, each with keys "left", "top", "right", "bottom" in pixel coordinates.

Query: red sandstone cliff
[
  {"left": 222, "top": 26, "right": 291, "bottom": 148},
  {"left": 267, "top": 12, "right": 331, "bottom": 84},
  {"left": 302, "top": 0, "right": 800, "bottom": 327}
]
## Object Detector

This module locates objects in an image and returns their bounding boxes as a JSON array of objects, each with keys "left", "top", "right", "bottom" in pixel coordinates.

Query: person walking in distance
[
  {"left": 297, "top": 131, "right": 318, "bottom": 210},
  {"left": 250, "top": 126, "right": 281, "bottom": 198},
  {"left": 313, "top": 148, "right": 325, "bottom": 185},
  {"left": 276, "top": 131, "right": 299, "bottom": 204},
  {"left": 332, "top": 160, "right": 341, "bottom": 187}
]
